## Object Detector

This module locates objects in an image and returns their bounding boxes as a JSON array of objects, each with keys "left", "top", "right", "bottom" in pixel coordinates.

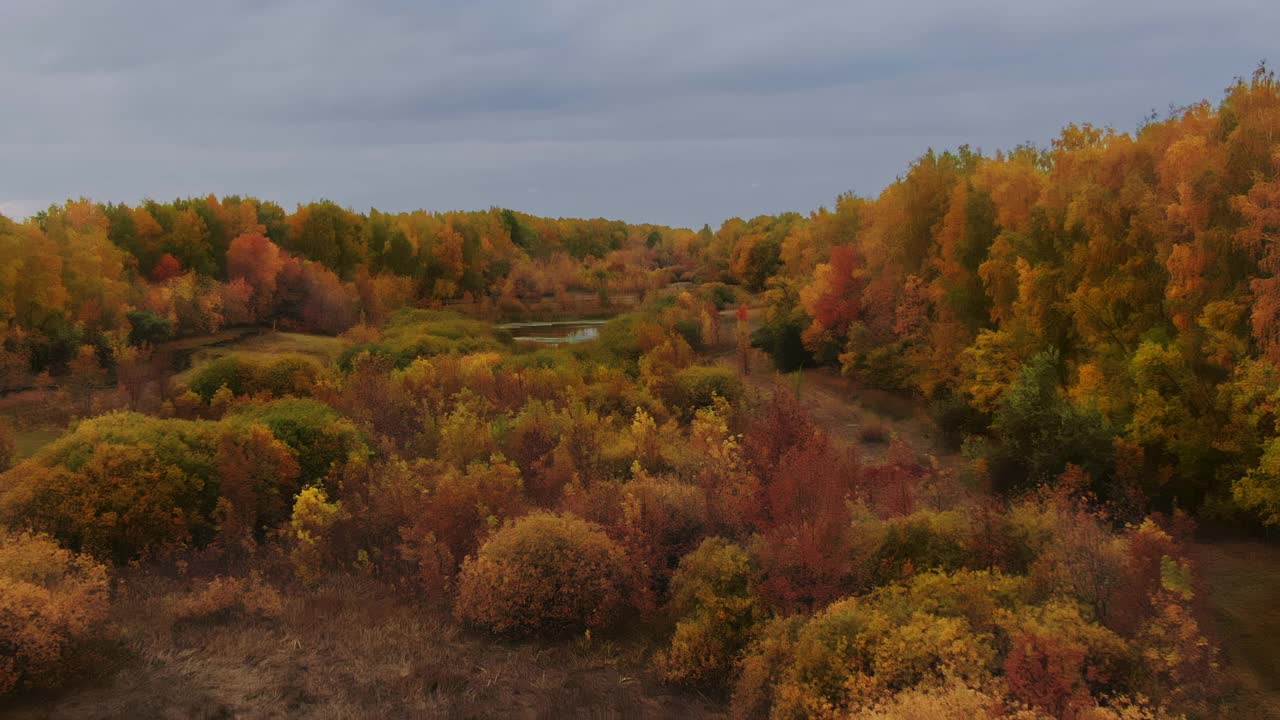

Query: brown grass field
[{"left": 5, "top": 572, "right": 724, "bottom": 720}]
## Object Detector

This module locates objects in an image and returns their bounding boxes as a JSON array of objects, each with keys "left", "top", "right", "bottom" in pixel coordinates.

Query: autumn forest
[{"left": 2, "top": 69, "right": 1280, "bottom": 719}]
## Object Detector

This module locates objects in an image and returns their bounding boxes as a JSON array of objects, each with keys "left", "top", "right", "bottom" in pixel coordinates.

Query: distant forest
[{"left": 5, "top": 68, "right": 1280, "bottom": 531}]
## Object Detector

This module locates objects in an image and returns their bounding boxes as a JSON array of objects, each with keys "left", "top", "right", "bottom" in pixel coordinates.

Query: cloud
[{"left": 0, "top": 0, "right": 1275, "bottom": 226}]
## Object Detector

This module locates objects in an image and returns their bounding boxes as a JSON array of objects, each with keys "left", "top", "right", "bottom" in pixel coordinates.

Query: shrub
[
  {"left": 1003, "top": 601, "right": 1129, "bottom": 717},
  {"left": 653, "top": 538, "right": 762, "bottom": 688},
  {"left": 617, "top": 474, "right": 709, "bottom": 594},
  {"left": 416, "top": 457, "right": 526, "bottom": 564},
  {"left": 732, "top": 570, "right": 1035, "bottom": 719},
  {"left": 454, "top": 512, "right": 632, "bottom": 635},
  {"left": 1028, "top": 506, "right": 1129, "bottom": 625},
  {"left": 188, "top": 355, "right": 258, "bottom": 401},
  {"left": 253, "top": 356, "right": 321, "bottom": 398},
  {"left": 436, "top": 401, "right": 498, "bottom": 469},
  {"left": 289, "top": 486, "right": 347, "bottom": 585},
  {"left": 226, "top": 398, "right": 366, "bottom": 485},
  {"left": 669, "top": 365, "right": 744, "bottom": 415},
  {"left": 0, "top": 413, "right": 224, "bottom": 562},
  {"left": 859, "top": 683, "right": 1015, "bottom": 720},
  {"left": 1131, "top": 583, "right": 1224, "bottom": 717},
  {"left": 751, "top": 311, "right": 812, "bottom": 373},
  {"left": 341, "top": 309, "right": 507, "bottom": 369},
  {"left": 168, "top": 574, "right": 284, "bottom": 625},
  {"left": 873, "top": 509, "right": 974, "bottom": 583},
  {"left": 0, "top": 530, "right": 109, "bottom": 696},
  {"left": 125, "top": 310, "right": 174, "bottom": 347},
  {"left": 754, "top": 434, "right": 870, "bottom": 611},
  {"left": 214, "top": 424, "right": 302, "bottom": 543},
  {"left": 595, "top": 314, "right": 646, "bottom": 369},
  {"left": 700, "top": 282, "right": 740, "bottom": 310}
]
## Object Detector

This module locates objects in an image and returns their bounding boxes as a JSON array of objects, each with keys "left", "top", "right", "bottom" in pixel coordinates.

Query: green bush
[
  {"left": 983, "top": 350, "right": 1114, "bottom": 493},
  {"left": 339, "top": 309, "right": 509, "bottom": 371},
  {"left": 189, "top": 355, "right": 258, "bottom": 400},
  {"left": 670, "top": 365, "right": 744, "bottom": 414},
  {"left": 700, "top": 282, "right": 740, "bottom": 310},
  {"left": 0, "top": 413, "right": 223, "bottom": 561},
  {"left": 253, "top": 356, "right": 321, "bottom": 397},
  {"left": 653, "top": 538, "right": 763, "bottom": 688},
  {"left": 454, "top": 512, "right": 633, "bottom": 635},
  {"left": 596, "top": 314, "right": 645, "bottom": 369},
  {"left": 751, "top": 316, "right": 812, "bottom": 373},
  {"left": 188, "top": 353, "right": 322, "bottom": 402},
  {"left": 125, "top": 310, "right": 174, "bottom": 347},
  {"left": 873, "top": 509, "right": 974, "bottom": 583},
  {"left": 226, "top": 398, "right": 365, "bottom": 485}
]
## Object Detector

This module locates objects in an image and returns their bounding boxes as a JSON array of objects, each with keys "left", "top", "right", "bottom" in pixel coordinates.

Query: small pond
[{"left": 498, "top": 319, "right": 607, "bottom": 345}]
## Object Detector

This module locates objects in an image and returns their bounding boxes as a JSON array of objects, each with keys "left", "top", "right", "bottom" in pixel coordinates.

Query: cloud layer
[{"left": 1, "top": 0, "right": 1274, "bottom": 226}]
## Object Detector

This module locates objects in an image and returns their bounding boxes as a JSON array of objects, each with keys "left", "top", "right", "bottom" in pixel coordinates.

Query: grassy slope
[
  {"left": 1196, "top": 542, "right": 1280, "bottom": 718},
  {"left": 5, "top": 575, "right": 723, "bottom": 720},
  {"left": 13, "top": 427, "right": 64, "bottom": 459},
  {"left": 172, "top": 331, "right": 346, "bottom": 386}
]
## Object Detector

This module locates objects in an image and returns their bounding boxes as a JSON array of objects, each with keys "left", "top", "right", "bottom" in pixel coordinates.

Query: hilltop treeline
[
  {"left": 0, "top": 199, "right": 703, "bottom": 380},
  {"left": 3, "top": 69, "right": 1280, "bottom": 530},
  {"left": 700, "top": 67, "right": 1280, "bottom": 530}
]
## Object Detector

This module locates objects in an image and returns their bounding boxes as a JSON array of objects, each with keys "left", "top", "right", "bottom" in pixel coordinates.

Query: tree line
[{"left": 708, "top": 66, "right": 1280, "bottom": 532}]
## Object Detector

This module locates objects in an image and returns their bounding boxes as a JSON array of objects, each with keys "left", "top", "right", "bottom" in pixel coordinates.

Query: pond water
[{"left": 498, "top": 319, "right": 606, "bottom": 345}]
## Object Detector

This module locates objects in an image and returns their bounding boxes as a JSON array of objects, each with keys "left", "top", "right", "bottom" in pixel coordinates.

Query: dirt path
[{"left": 713, "top": 308, "right": 961, "bottom": 469}]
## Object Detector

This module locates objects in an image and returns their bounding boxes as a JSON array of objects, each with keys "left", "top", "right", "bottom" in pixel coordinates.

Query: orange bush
[
  {"left": 0, "top": 530, "right": 109, "bottom": 695},
  {"left": 167, "top": 574, "right": 284, "bottom": 625},
  {"left": 454, "top": 512, "right": 632, "bottom": 635}
]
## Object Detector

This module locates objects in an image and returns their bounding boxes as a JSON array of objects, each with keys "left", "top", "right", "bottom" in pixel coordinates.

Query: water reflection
[{"left": 499, "top": 320, "right": 605, "bottom": 345}]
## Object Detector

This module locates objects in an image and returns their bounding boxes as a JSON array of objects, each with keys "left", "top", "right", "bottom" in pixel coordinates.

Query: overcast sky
[{"left": 1, "top": 1, "right": 1275, "bottom": 228}]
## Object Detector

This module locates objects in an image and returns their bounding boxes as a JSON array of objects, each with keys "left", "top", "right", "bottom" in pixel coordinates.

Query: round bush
[
  {"left": 188, "top": 355, "right": 258, "bottom": 401},
  {"left": 671, "top": 365, "right": 744, "bottom": 413},
  {"left": 254, "top": 356, "right": 321, "bottom": 398},
  {"left": 454, "top": 512, "right": 632, "bottom": 635}
]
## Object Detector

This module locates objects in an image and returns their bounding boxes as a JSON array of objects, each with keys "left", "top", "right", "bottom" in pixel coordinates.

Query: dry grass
[
  {"left": 1196, "top": 541, "right": 1280, "bottom": 719},
  {"left": 12, "top": 426, "right": 64, "bottom": 459},
  {"left": 228, "top": 332, "right": 346, "bottom": 362},
  {"left": 3, "top": 572, "right": 724, "bottom": 720}
]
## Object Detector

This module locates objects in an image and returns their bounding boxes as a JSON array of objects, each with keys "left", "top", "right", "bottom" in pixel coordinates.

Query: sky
[{"left": 1, "top": 1, "right": 1276, "bottom": 229}]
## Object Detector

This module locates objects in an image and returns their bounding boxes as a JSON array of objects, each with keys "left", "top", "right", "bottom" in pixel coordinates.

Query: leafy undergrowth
[{"left": 3, "top": 573, "right": 724, "bottom": 720}]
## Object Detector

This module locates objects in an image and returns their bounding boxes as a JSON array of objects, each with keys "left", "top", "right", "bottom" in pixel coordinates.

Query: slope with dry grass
[{"left": 5, "top": 572, "right": 725, "bottom": 720}]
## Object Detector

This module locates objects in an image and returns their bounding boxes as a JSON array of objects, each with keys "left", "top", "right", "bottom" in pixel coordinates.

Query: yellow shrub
[
  {"left": 652, "top": 537, "right": 761, "bottom": 688},
  {"left": 289, "top": 486, "right": 347, "bottom": 585},
  {"left": 455, "top": 512, "right": 632, "bottom": 635},
  {"left": 862, "top": 683, "right": 1050, "bottom": 720},
  {"left": 0, "top": 531, "right": 109, "bottom": 695}
]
